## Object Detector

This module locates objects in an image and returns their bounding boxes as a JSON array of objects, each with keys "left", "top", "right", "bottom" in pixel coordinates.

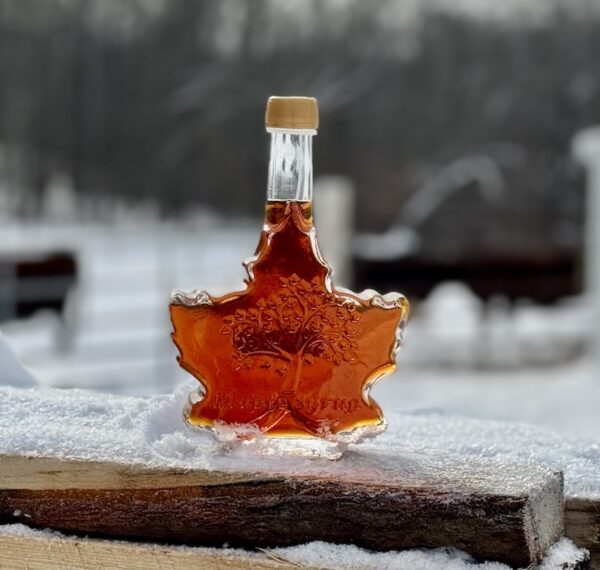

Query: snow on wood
[
  {"left": 0, "top": 525, "right": 590, "bottom": 570},
  {"left": 0, "top": 385, "right": 572, "bottom": 567},
  {"left": 0, "top": 524, "right": 275, "bottom": 570},
  {"left": 0, "top": 384, "right": 598, "bottom": 498}
]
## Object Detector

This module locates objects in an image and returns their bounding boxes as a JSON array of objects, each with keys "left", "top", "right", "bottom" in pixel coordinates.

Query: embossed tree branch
[{"left": 220, "top": 274, "right": 360, "bottom": 394}]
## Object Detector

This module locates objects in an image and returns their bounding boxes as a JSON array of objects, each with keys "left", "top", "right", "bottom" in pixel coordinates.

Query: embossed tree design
[{"left": 220, "top": 274, "right": 360, "bottom": 395}]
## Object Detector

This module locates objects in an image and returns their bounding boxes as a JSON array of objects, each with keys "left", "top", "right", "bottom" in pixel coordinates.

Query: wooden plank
[
  {"left": 565, "top": 498, "right": 600, "bottom": 570},
  {"left": 0, "top": 529, "right": 289, "bottom": 570},
  {"left": 0, "top": 523, "right": 591, "bottom": 570},
  {"left": 0, "top": 453, "right": 563, "bottom": 568},
  {"left": 0, "top": 454, "right": 265, "bottom": 489}
]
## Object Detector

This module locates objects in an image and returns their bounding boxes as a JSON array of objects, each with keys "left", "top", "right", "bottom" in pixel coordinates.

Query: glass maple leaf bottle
[{"left": 170, "top": 96, "right": 409, "bottom": 454}]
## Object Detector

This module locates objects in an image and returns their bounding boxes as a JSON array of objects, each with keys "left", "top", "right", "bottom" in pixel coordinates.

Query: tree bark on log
[
  {"left": 565, "top": 498, "right": 600, "bottom": 570},
  {"left": 0, "top": 454, "right": 564, "bottom": 568}
]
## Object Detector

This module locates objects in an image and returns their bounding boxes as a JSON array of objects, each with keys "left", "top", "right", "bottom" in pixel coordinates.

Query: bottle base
[
  {"left": 184, "top": 395, "right": 386, "bottom": 461},
  {"left": 214, "top": 428, "right": 345, "bottom": 460}
]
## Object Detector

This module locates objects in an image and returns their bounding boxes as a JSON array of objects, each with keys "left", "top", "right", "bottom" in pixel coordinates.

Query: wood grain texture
[
  {"left": 0, "top": 454, "right": 564, "bottom": 568},
  {"left": 0, "top": 529, "right": 592, "bottom": 570},
  {"left": 0, "top": 531, "right": 290, "bottom": 570},
  {"left": 565, "top": 498, "right": 600, "bottom": 570},
  {"left": 0, "top": 455, "right": 263, "bottom": 489}
]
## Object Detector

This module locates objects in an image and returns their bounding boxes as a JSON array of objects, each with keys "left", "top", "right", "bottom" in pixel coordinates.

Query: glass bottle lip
[{"left": 266, "top": 127, "right": 317, "bottom": 136}]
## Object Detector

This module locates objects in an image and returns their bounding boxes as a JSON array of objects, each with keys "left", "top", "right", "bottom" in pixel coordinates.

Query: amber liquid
[{"left": 170, "top": 201, "right": 408, "bottom": 439}]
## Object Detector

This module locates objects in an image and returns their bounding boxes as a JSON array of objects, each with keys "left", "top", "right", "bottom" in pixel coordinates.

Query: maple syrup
[{"left": 170, "top": 97, "right": 409, "bottom": 447}]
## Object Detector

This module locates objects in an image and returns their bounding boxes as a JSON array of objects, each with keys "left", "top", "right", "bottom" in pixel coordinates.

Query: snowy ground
[
  {"left": 0, "top": 218, "right": 254, "bottom": 394},
  {"left": 1, "top": 219, "right": 599, "bottom": 440},
  {"left": 0, "top": 384, "right": 594, "bottom": 568},
  {"left": 379, "top": 360, "right": 600, "bottom": 437}
]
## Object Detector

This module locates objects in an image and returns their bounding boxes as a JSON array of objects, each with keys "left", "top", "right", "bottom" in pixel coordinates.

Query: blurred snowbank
[
  {"left": 0, "top": 332, "right": 36, "bottom": 388},
  {"left": 402, "top": 282, "right": 589, "bottom": 369},
  {"left": 0, "top": 218, "right": 256, "bottom": 394}
]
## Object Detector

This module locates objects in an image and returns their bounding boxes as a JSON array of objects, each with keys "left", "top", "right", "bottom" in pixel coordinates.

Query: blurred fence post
[
  {"left": 313, "top": 176, "right": 355, "bottom": 288},
  {"left": 572, "top": 127, "right": 600, "bottom": 369}
]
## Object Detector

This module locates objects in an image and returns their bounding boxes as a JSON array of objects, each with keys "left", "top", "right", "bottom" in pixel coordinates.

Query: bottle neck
[{"left": 267, "top": 130, "right": 314, "bottom": 202}]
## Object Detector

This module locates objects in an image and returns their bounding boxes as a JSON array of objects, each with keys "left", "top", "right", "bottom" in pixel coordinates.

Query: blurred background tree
[{"left": 1, "top": 0, "right": 598, "bottom": 240}]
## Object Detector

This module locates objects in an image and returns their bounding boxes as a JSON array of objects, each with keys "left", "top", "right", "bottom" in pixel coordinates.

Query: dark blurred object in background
[
  {"left": 355, "top": 252, "right": 578, "bottom": 305},
  {"left": 0, "top": 251, "right": 77, "bottom": 322}
]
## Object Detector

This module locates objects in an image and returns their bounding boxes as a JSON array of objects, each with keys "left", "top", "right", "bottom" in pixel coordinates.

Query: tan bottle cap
[{"left": 265, "top": 96, "right": 319, "bottom": 130}]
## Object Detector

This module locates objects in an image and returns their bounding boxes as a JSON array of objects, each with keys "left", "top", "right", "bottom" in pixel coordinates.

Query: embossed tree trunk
[{"left": 283, "top": 353, "right": 304, "bottom": 394}]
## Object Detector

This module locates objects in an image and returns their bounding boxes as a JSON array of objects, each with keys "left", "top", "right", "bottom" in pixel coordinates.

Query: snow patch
[
  {"left": 538, "top": 538, "right": 589, "bottom": 570},
  {"left": 269, "top": 541, "right": 509, "bottom": 570}
]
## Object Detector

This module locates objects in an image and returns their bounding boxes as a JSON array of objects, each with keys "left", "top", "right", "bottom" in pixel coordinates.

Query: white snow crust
[
  {"left": 0, "top": 383, "right": 598, "bottom": 498},
  {"left": 270, "top": 537, "right": 588, "bottom": 570},
  {"left": 0, "top": 384, "right": 595, "bottom": 569}
]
